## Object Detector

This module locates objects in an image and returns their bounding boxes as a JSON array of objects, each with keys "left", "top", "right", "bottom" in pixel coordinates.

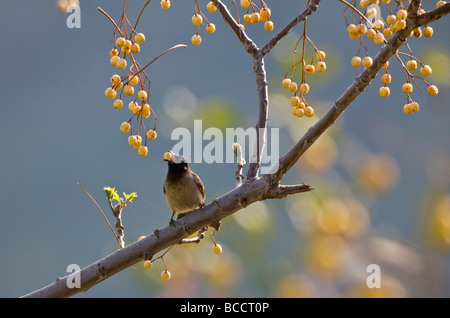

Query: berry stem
[{"left": 98, "top": 7, "right": 124, "bottom": 38}]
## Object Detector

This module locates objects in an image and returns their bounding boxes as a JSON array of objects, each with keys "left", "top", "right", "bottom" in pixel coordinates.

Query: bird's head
[{"left": 163, "top": 151, "right": 189, "bottom": 171}]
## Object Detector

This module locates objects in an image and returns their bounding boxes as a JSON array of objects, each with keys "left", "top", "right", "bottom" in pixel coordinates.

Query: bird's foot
[{"left": 169, "top": 213, "right": 176, "bottom": 226}]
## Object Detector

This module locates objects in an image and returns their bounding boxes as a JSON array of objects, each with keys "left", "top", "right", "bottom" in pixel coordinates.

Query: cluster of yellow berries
[
  {"left": 160, "top": 1, "right": 274, "bottom": 46},
  {"left": 345, "top": 1, "right": 441, "bottom": 115},
  {"left": 239, "top": 0, "right": 274, "bottom": 32},
  {"left": 139, "top": 235, "right": 222, "bottom": 281},
  {"left": 160, "top": 1, "right": 219, "bottom": 46},
  {"left": 104, "top": 31, "right": 158, "bottom": 157},
  {"left": 283, "top": 51, "right": 327, "bottom": 118}
]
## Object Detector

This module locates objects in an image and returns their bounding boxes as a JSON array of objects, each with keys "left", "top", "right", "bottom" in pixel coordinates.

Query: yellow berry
[
  {"left": 143, "top": 260, "right": 153, "bottom": 269},
  {"left": 282, "top": 78, "right": 292, "bottom": 89},
  {"left": 413, "top": 27, "right": 422, "bottom": 38},
  {"left": 406, "top": 60, "right": 417, "bottom": 71},
  {"left": 427, "top": 85, "right": 439, "bottom": 96},
  {"left": 397, "top": 9, "right": 407, "bottom": 20},
  {"left": 264, "top": 20, "right": 274, "bottom": 32},
  {"left": 290, "top": 96, "right": 300, "bottom": 107},
  {"left": 110, "top": 74, "right": 121, "bottom": 86},
  {"left": 238, "top": 24, "right": 245, "bottom": 31},
  {"left": 423, "top": 26, "right": 433, "bottom": 38},
  {"left": 105, "top": 87, "right": 116, "bottom": 99},
  {"left": 295, "top": 108, "right": 304, "bottom": 117},
  {"left": 381, "top": 73, "right": 391, "bottom": 84},
  {"left": 298, "top": 102, "right": 306, "bottom": 109},
  {"left": 128, "top": 75, "right": 139, "bottom": 86},
  {"left": 116, "top": 58, "right": 127, "bottom": 70},
  {"left": 212, "top": 244, "right": 223, "bottom": 255},
  {"left": 357, "top": 24, "right": 367, "bottom": 35},
  {"left": 383, "top": 28, "right": 393, "bottom": 37},
  {"left": 131, "top": 43, "right": 140, "bottom": 54},
  {"left": 133, "top": 105, "right": 142, "bottom": 115},
  {"left": 394, "top": 19, "right": 406, "bottom": 31},
  {"left": 409, "top": 101, "right": 419, "bottom": 113},
  {"left": 128, "top": 135, "right": 137, "bottom": 146},
  {"left": 362, "top": 56, "right": 373, "bottom": 68},
  {"left": 373, "top": 20, "right": 384, "bottom": 31},
  {"left": 366, "top": 29, "right": 376, "bottom": 40},
  {"left": 240, "top": 0, "right": 251, "bottom": 8},
  {"left": 260, "top": 7, "right": 271, "bottom": 21},
  {"left": 243, "top": 14, "right": 252, "bottom": 25},
  {"left": 207, "top": 1, "right": 217, "bottom": 12},
  {"left": 403, "top": 103, "right": 412, "bottom": 114},
  {"left": 347, "top": 23, "right": 357, "bottom": 33},
  {"left": 379, "top": 86, "right": 390, "bottom": 97},
  {"left": 192, "top": 14, "right": 203, "bottom": 26},
  {"left": 147, "top": 130, "right": 158, "bottom": 140},
  {"left": 316, "top": 50, "right": 326, "bottom": 60},
  {"left": 360, "top": 0, "right": 370, "bottom": 8},
  {"left": 206, "top": 23, "right": 216, "bottom": 34},
  {"left": 316, "top": 61, "right": 326, "bottom": 72},
  {"left": 137, "top": 90, "right": 147, "bottom": 100},
  {"left": 121, "top": 46, "right": 131, "bottom": 55},
  {"left": 351, "top": 56, "right": 361, "bottom": 68},
  {"left": 110, "top": 55, "right": 120, "bottom": 66},
  {"left": 305, "top": 64, "right": 315, "bottom": 75},
  {"left": 300, "top": 83, "right": 310, "bottom": 94},
  {"left": 288, "top": 81, "right": 298, "bottom": 92},
  {"left": 386, "top": 15, "right": 396, "bottom": 25},
  {"left": 141, "top": 103, "right": 150, "bottom": 118},
  {"left": 373, "top": 32, "right": 385, "bottom": 44},
  {"left": 191, "top": 34, "right": 202, "bottom": 46},
  {"left": 115, "top": 37, "right": 125, "bottom": 48},
  {"left": 161, "top": 270, "right": 171, "bottom": 281},
  {"left": 163, "top": 151, "right": 173, "bottom": 161},
  {"left": 436, "top": 1, "right": 446, "bottom": 8},
  {"left": 128, "top": 101, "right": 138, "bottom": 112},
  {"left": 113, "top": 99, "right": 123, "bottom": 109},
  {"left": 402, "top": 83, "right": 413, "bottom": 94},
  {"left": 420, "top": 65, "right": 432, "bottom": 76},
  {"left": 251, "top": 12, "right": 260, "bottom": 23},
  {"left": 110, "top": 48, "right": 119, "bottom": 58},
  {"left": 124, "top": 85, "right": 134, "bottom": 96},
  {"left": 138, "top": 146, "right": 148, "bottom": 157},
  {"left": 133, "top": 135, "right": 142, "bottom": 149},
  {"left": 382, "top": 61, "right": 389, "bottom": 69},
  {"left": 120, "top": 122, "right": 130, "bottom": 133},
  {"left": 138, "top": 235, "right": 146, "bottom": 240},
  {"left": 134, "top": 33, "right": 146, "bottom": 44},
  {"left": 304, "top": 106, "right": 314, "bottom": 117},
  {"left": 161, "top": 0, "right": 171, "bottom": 9}
]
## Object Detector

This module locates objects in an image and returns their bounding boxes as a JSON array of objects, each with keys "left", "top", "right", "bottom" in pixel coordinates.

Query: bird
[{"left": 163, "top": 151, "right": 205, "bottom": 224}]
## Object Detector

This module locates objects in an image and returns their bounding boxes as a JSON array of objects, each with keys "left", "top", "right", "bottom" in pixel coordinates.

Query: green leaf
[
  {"left": 104, "top": 186, "right": 120, "bottom": 203},
  {"left": 124, "top": 192, "right": 138, "bottom": 203}
]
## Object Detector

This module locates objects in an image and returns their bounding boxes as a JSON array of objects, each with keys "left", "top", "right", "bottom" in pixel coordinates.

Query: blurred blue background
[{"left": 0, "top": 0, "right": 449, "bottom": 297}]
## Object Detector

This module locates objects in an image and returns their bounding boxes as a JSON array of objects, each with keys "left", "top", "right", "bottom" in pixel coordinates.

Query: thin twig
[{"left": 76, "top": 182, "right": 121, "bottom": 246}]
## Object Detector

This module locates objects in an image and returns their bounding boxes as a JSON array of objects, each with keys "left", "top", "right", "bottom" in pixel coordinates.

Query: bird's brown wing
[
  {"left": 163, "top": 183, "right": 166, "bottom": 195},
  {"left": 193, "top": 173, "right": 205, "bottom": 202}
]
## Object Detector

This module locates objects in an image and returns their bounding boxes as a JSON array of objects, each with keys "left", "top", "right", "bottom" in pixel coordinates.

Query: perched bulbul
[{"left": 163, "top": 151, "right": 205, "bottom": 223}]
